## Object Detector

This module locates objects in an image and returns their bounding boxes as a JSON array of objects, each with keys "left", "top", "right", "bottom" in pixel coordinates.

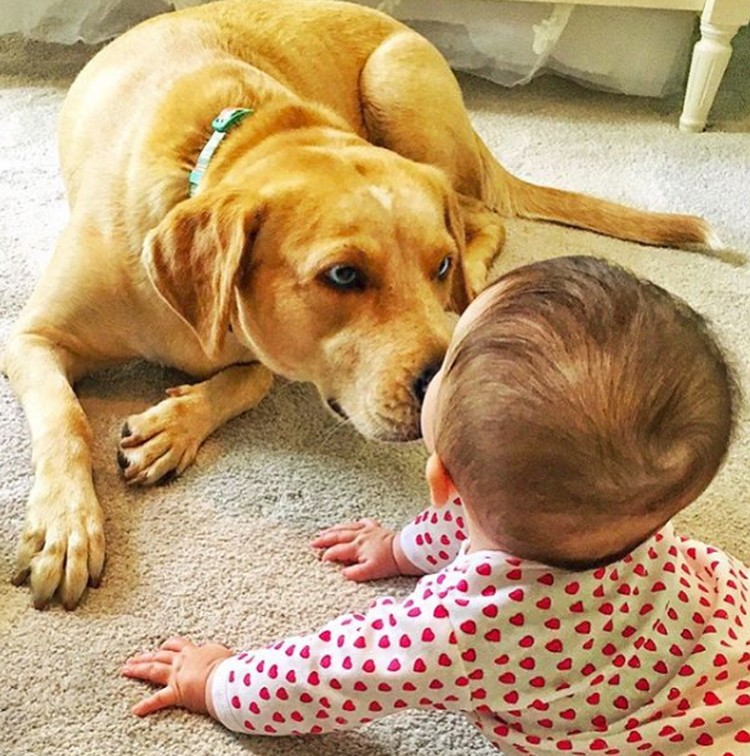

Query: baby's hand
[
  {"left": 122, "top": 636, "right": 233, "bottom": 718},
  {"left": 312, "top": 518, "right": 399, "bottom": 581},
  {"left": 312, "top": 518, "right": 422, "bottom": 581}
]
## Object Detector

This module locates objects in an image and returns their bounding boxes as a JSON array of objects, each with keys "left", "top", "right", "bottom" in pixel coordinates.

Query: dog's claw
[
  {"left": 11, "top": 567, "right": 30, "bottom": 587},
  {"left": 156, "top": 470, "right": 178, "bottom": 486},
  {"left": 116, "top": 449, "right": 130, "bottom": 470},
  {"left": 120, "top": 422, "right": 132, "bottom": 439}
]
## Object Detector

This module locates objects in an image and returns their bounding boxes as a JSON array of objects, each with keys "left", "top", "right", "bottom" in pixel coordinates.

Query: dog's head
[{"left": 143, "top": 144, "right": 472, "bottom": 441}]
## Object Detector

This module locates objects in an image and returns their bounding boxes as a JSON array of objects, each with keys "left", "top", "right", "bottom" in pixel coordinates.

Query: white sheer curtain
[
  {"left": 0, "top": 0, "right": 212, "bottom": 44},
  {"left": 0, "top": 0, "right": 696, "bottom": 97},
  {"left": 367, "top": 0, "right": 696, "bottom": 97}
]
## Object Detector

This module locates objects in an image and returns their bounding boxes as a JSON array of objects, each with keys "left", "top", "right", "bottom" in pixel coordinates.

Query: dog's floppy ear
[
  {"left": 455, "top": 193, "right": 506, "bottom": 308},
  {"left": 142, "top": 190, "right": 262, "bottom": 357},
  {"left": 449, "top": 249, "right": 471, "bottom": 315},
  {"left": 444, "top": 193, "right": 471, "bottom": 314}
]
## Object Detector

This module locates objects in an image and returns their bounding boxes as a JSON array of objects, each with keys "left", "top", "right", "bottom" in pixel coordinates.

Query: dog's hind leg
[
  {"left": 360, "top": 31, "right": 713, "bottom": 250},
  {"left": 3, "top": 333, "right": 104, "bottom": 609},
  {"left": 360, "top": 31, "right": 499, "bottom": 203},
  {"left": 360, "top": 31, "right": 507, "bottom": 296},
  {"left": 117, "top": 362, "right": 273, "bottom": 486}
]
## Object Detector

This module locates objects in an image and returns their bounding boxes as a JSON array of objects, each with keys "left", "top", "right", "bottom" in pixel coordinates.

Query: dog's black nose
[{"left": 412, "top": 362, "right": 442, "bottom": 406}]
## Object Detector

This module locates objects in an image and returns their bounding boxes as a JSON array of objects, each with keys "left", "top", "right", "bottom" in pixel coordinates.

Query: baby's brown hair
[{"left": 435, "top": 256, "right": 739, "bottom": 568}]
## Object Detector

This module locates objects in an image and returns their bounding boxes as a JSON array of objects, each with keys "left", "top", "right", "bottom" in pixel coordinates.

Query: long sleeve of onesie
[
  {"left": 211, "top": 526, "right": 750, "bottom": 752},
  {"left": 210, "top": 570, "right": 476, "bottom": 736},
  {"left": 398, "top": 496, "right": 468, "bottom": 574}
]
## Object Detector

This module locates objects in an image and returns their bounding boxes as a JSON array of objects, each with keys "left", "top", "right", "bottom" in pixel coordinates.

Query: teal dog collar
[{"left": 188, "top": 107, "right": 254, "bottom": 196}]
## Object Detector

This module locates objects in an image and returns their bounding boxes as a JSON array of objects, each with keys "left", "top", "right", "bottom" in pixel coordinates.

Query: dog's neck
[
  {"left": 188, "top": 107, "right": 255, "bottom": 197},
  {"left": 203, "top": 99, "right": 361, "bottom": 179}
]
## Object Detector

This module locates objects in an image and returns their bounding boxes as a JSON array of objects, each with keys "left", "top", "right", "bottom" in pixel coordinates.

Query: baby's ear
[
  {"left": 142, "top": 190, "right": 264, "bottom": 358},
  {"left": 425, "top": 452, "right": 459, "bottom": 508}
]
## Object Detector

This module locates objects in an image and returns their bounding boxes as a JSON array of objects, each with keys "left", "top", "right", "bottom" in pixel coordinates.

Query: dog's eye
[
  {"left": 323, "top": 265, "right": 366, "bottom": 291},
  {"left": 436, "top": 256, "right": 452, "bottom": 280}
]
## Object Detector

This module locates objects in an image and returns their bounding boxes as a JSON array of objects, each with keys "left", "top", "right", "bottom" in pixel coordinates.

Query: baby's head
[{"left": 422, "top": 256, "right": 739, "bottom": 568}]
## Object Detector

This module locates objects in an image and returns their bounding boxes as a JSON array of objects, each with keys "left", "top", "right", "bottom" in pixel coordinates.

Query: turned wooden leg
[{"left": 680, "top": 21, "right": 740, "bottom": 132}]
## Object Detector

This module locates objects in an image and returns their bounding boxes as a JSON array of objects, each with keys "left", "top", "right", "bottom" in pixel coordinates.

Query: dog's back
[{"left": 59, "top": 0, "right": 401, "bottom": 206}]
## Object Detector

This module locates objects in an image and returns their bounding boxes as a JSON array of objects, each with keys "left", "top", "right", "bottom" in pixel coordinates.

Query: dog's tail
[
  {"left": 477, "top": 138, "right": 717, "bottom": 250},
  {"left": 507, "top": 175, "right": 716, "bottom": 249}
]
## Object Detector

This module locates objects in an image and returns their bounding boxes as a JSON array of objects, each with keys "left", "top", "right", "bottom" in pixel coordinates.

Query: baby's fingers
[
  {"left": 320, "top": 542, "right": 359, "bottom": 565},
  {"left": 132, "top": 686, "right": 179, "bottom": 717},
  {"left": 125, "top": 649, "right": 176, "bottom": 665},
  {"left": 122, "top": 658, "right": 172, "bottom": 686},
  {"left": 341, "top": 561, "right": 382, "bottom": 582},
  {"left": 161, "top": 636, "right": 193, "bottom": 652},
  {"left": 311, "top": 525, "right": 362, "bottom": 549}
]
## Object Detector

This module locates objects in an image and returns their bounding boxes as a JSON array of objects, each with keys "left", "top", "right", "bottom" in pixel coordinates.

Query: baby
[{"left": 123, "top": 256, "right": 748, "bottom": 754}]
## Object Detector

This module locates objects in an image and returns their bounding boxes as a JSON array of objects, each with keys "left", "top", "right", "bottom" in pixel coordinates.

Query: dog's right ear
[
  {"left": 142, "top": 190, "right": 263, "bottom": 358},
  {"left": 456, "top": 194, "right": 506, "bottom": 304}
]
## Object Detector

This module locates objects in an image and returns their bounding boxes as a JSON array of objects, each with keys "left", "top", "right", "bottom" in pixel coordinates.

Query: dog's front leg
[
  {"left": 3, "top": 333, "right": 104, "bottom": 609},
  {"left": 117, "top": 362, "right": 273, "bottom": 486}
]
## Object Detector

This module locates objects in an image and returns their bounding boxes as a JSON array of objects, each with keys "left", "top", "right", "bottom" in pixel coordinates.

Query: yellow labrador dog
[{"left": 3, "top": 0, "right": 712, "bottom": 609}]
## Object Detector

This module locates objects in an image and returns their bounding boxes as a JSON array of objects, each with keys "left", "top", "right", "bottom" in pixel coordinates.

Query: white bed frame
[{"left": 515, "top": 0, "right": 750, "bottom": 131}]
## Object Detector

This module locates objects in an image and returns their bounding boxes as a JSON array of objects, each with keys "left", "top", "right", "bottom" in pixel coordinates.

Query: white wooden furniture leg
[
  {"left": 679, "top": 0, "right": 750, "bottom": 132},
  {"left": 510, "top": 0, "right": 750, "bottom": 131},
  {"left": 680, "top": 22, "right": 739, "bottom": 131}
]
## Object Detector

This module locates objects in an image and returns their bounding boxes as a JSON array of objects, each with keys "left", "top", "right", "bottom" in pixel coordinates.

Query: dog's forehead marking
[{"left": 368, "top": 186, "right": 393, "bottom": 212}]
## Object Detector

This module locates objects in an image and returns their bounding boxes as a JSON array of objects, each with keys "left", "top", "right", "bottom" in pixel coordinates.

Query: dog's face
[{"left": 143, "top": 144, "right": 469, "bottom": 441}]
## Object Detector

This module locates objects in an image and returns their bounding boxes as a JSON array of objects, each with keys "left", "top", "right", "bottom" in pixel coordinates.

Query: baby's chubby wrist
[
  {"left": 205, "top": 656, "right": 230, "bottom": 721},
  {"left": 391, "top": 530, "right": 426, "bottom": 577}
]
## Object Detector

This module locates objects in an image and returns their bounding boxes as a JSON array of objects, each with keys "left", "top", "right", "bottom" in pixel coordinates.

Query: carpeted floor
[{"left": 1, "top": 21, "right": 749, "bottom": 756}]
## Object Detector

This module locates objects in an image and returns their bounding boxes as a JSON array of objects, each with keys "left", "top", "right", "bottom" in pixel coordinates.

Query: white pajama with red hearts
[{"left": 211, "top": 498, "right": 750, "bottom": 754}]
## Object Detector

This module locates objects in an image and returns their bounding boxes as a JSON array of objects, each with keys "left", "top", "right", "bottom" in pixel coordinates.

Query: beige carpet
[{"left": 1, "top": 23, "right": 749, "bottom": 756}]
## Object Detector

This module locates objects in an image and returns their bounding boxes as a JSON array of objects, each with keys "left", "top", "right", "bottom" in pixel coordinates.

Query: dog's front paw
[
  {"left": 12, "top": 475, "right": 105, "bottom": 610},
  {"left": 117, "top": 386, "right": 211, "bottom": 486}
]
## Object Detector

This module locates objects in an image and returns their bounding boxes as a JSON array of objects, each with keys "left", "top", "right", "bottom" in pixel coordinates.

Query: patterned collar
[{"left": 188, "top": 107, "right": 254, "bottom": 196}]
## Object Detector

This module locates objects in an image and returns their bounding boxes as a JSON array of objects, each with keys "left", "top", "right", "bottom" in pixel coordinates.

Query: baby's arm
[
  {"left": 210, "top": 591, "right": 473, "bottom": 735},
  {"left": 123, "top": 586, "right": 475, "bottom": 736},
  {"left": 398, "top": 496, "right": 467, "bottom": 573},
  {"left": 313, "top": 498, "right": 468, "bottom": 581}
]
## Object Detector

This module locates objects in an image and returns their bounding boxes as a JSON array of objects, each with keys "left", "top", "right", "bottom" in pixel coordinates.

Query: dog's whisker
[{"left": 317, "top": 415, "right": 354, "bottom": 448}]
